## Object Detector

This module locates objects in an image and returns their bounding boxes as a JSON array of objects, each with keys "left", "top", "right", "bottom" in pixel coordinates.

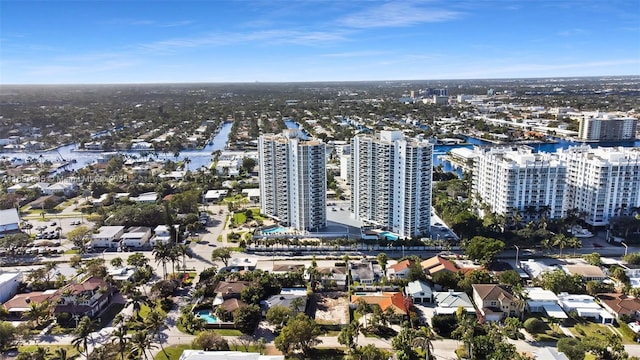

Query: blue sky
[{"left": 1, "top": 0, "right": 639, "bottom": 84}]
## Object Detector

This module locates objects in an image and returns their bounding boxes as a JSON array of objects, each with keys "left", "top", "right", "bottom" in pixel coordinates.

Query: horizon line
[{"left": 3, "top": 74, "right": 640, "bottom": 87}]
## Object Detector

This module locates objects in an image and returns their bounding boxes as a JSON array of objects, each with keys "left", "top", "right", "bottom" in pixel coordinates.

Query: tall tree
[
  {"left": 71, "top": 316, "right": 96, "bottom": 360},
  {"left": 274, "top": 313, "right": 322, "bottom": 357},
  {"left": 129, "top": 331, "right": 157, "bottom": 360},
  {"left": 211, "top": 247, "right": 232, "bottom": 267}
]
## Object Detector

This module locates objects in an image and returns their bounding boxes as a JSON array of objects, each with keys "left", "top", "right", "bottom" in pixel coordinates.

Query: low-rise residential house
[
  {"left": 524, "top": 287, "right": 567, "bottom": 320},
  {"left": 260, "top": 288, "right": 307, "bottom": 315},
  {"left": 404, "top": 280, "right": 433, "bottom": 304},
  {"left": 120, "top": 226, "right": 152, "bottom": 248},
  {"left": 472, "top": 284, "right": 519, "bottom": 322},
  {"left": 350, "top": 291, "right": 408, "bottom": 316},
  {"left": 563, "top": 265, "right": 607, "bottom": 282},
  {"left": 242, "top": 188, "right": 260, "bottom": 203},
  {"left": 55, "top": 277, "right": 114, "bottom": 318},
  {"left": 520, "top": 259, "right": 555, "bottom": 279},
  {"left": 218, "top": 298, "right": 247, "bottom": 316},
  {"left": 350, "top": 260, "right": 382, "bottom": 285},
  {"left": 316, "top": 266, "right": 348, "bottom": 289},
  {"left": 386, "top": 259, "right": 414, "bottom": 280},
  {"left": 107, "top": 267, "right": 135, "bottom": 282},
  {"left": 433, "top": 290, "right": 475, "bottom": 315},
  {"left": 597, "top": 293, "right": 640, "bottom": 320},
  {"left": 226, "top": 258, "right": 257, "bottom": 272},
  {"left": 534, "top": 348, "right": 569, "bottom": 360},
  {"left": 6, "top": 183, "right": 29, "bottom": 194},
  {"left": 0, "top": 208, "right": 20, "bottom": 235},
  {"left": 557, "top": 293, "right": 614, "bottom": 324},
  {"left": 2, "top": 290, "right": 59, "bottom": 317},
  {"left": 91, "top": 226, "right": 125, "bottom": 248},
  {"left": 421, "top": 256, "right": 459, "bottom": 277},
  {"left": 150, "top": 225, "right": 174, "bottom": 246},
  {"left": 0, "top": 273, "right": 22, "bottom": 304},
  {"left": 129, "top": 192, "right": 158, "bottom": 203},
  {"left": 272, "top": 264, "right": 305, "bottom": 275},
  {"left": 179, "top": 350, "right": 284, "bottom": 360},
  {"left": 205, "top": 189, "right": 228, "bottom": 203},
  {"left": 213, "top": 281, "right": 252, "bottom": 305},
  {"left": 44, "top": 182, "right": 76, "bottom": 196}
]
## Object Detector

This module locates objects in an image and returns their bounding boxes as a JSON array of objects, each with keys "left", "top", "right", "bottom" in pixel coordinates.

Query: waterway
[
  {"left": 0, "top": 122, "right": 233, "bottom": 172},
  {"left": 1, "top": 120, "right": 638, "bottom": 175}
]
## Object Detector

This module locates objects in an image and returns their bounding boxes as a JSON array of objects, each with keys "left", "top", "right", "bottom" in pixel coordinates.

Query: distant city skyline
[{"left": 1, "top": 1, "right": 639, "bottom": 84}]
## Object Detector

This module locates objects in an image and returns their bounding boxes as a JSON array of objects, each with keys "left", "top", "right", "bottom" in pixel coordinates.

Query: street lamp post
[
  {"left": 622, "top": 242, "right": 628, "bottom": 257},
  {"left": 514, "top": 245, "right": 520, "bottom": 269}
]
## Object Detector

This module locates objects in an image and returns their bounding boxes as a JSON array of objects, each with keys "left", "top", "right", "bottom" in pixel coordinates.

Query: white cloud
[{"left": 339, "top": 1, "right": 461, "bottom": 28}]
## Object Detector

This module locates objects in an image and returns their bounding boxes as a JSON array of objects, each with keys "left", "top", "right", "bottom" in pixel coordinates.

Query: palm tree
[
  {"left": 540, "top": 238, "right": 554, "bottom": 254},
  {"left": 568, "top": 236, "right": 582, "bottom": 256},
  {"left": 110, "top": 320, "right": 129, "bottom": 360},
  {"left": 32, "top": 346, "right": 49, "bottom": 360},
  {"left": 174, "top": 243, "right": 192, "bottom": 276},
  {"left": 129, "top": 330, "right": 157, "bottom": 360},
  {"left": 552, "top": 233, "right": 571, "bottom": 256},
  {"left": 25, "top": 301, "right": 52, "bottom": 328},
  {"left": 72, "top": 316, "right": 96, "bottom": 359},
  {"left": 145, "top": 309, "right": 168, "bottom": 357},
  {"left": 52, "top": 347, "right": 68, "bottom": 360},
  {"left": 411, "top": 326, "right": 434, "bottom": 360},
  {"left": 152, "top": 242, "right": 171, "bottom": 279},
  {"left": 126, "top": 288, "right": 150, "bottom": 320}
]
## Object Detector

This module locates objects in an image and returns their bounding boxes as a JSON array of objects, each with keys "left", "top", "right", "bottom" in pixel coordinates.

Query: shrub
[
  {"left": 431, "top": 314, "right": 458, "bottom": 338},
  {"left": 557, "top": 337, "right": 585, "bottom": 360},
  {"left": 523, "top": 318, "right": 546, "bottom": 334}
]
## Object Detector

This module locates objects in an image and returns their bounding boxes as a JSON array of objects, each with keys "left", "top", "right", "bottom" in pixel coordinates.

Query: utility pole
[{"left": 514, "top": 245, "right": 520, "bottom": 268}]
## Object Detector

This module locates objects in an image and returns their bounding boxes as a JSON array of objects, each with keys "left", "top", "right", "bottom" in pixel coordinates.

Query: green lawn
[
  {"left": 211, "top": 328, "right": 243, "bottom": 336},
  {"left": 19, "top": 345, "right": 80, "bottom": 359},
  {"left": 233, "top": 212, "right": 247, "bottom": 224},
  {"left": 570, "top": 321, "right": 636, "bottom": 344},
  {"left": 153, "top": 344, "right": 191, "bottom": 360}
]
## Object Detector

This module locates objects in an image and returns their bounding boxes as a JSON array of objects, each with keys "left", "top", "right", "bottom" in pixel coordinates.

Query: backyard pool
[{"left": 196, "top": 310, "right": 219, "bottom": 324}]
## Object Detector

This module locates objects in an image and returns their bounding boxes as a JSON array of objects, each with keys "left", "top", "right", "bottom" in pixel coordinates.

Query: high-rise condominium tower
[
  {"left": 473, "top": 146, "right": 566, "bottom": 221},
  {"left": 351, "top": 130, "right": 433, "bottom": 238},
  {"left": 258, "top": 129, "right": 326, "bottom": 231},
  {"left": 558, "top": 146, "right": 640, "bottom": 227}
]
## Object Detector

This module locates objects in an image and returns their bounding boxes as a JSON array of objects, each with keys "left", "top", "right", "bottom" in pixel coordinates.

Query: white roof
[
  {"left": 535, "top": 348, "right": 569, "bottom": 360},
  {"left": 525, "top": 287, "right": 559, "bottom": 302},
  {"left": 242, "top": 188, "right": 260, "bottom": 197},
  {"left": 179, "top": 350, "right": 284, "bottom": 360},
  {"left": 542, "top": 304, "right": 568, "bottom": 319},
  {"left": 93, "top": 226, "right": 124, "bottom": 239},
  {"left": 0, "top": 272, "right": 21, "bottom": 284},
  {"left": 406, "top": 280, "right": 433, "bottom": 297},
  {"left": 205, "top": 189, "right": 228, "bottom": 199},
  {"left": 0, "top": 209, "right": 20, "bottom": 226}
]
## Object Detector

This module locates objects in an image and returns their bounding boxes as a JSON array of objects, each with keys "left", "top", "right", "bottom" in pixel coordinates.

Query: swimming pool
[
  {"left": 262, "top": 226, "right": 286, "bottom": 234},
  {"left": 379, "top": 231, "right": 399, "bottom": 241},
  {"left": 196, "top": 310, "right": 219, "bottom": 324}
]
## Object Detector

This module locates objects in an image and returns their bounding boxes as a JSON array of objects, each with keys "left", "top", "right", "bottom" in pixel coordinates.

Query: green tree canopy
[
  {"left": 274, "top": 313, "right": 322, "bottom": 356},
  {"left": 464, "top": 236, "right": 504, "bottom": 265}
]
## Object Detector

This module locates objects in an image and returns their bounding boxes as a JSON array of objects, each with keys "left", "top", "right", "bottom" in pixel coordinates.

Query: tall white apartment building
[
  {"left": 351, "top": 130, "right": 433, "bottom": 238},
  {"left": 579, "top": 113, "right": 638, "bottom": 141},
  {"left": 557, "top": 146, "right": 640, "bottom": 227},
  {"left": 473, "top": 146, "right": 566, "bottom": 220},
  {"left": 258, "top": 129, "right": 326, "bottom": 231}
]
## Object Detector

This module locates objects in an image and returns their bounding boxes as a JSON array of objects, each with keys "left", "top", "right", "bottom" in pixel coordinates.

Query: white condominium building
[
  {"left": 351, "top": 130, "right": 433, "bottom": 238},
  {"left": 473, "top": 146, "right": 566, "bottom": 220},
  {"left": 579, "top": 113, "right": 638, "bottom": 141},
  {"left": 557, "top": 146, "right": 640, "bottom": 227},
  {"left": 258, "top": 129, "right": 326, "bottom": 231}
]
